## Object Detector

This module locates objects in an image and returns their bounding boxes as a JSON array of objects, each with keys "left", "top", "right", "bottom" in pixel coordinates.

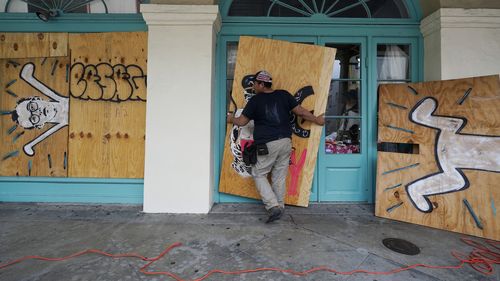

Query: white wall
[
  {"left": 141, "top": 4, "right": 220, "bottom": 213},
  {"left": 90, "top": 0, "right": 137, "bottom": 13},
  {"left": 421, "top": 8, "right": 500, "bottom": 81}
]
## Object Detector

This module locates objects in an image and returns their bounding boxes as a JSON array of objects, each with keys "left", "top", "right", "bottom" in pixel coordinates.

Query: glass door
[{"left": 317, "top": 37, "right": 369, "bottom": 202}]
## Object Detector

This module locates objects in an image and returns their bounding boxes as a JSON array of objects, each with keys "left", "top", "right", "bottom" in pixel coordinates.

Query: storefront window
[
  {"left": 324, "top": 44, "right": 361, "bottom": 154},
  {"left": 377, "top": 44, "right": 410, "bottom": 83},
  {"left": 3, "top": 0, "right": 143, "bottom": 13},
  {"left": 226, "top": 42, "right": 238, "bottom": 111},
  {"left": 228, "top": 0, "right": 410, "bottom": 18},
  {"left": 377, "top": 44, "right": 414, "bottom": 153}
]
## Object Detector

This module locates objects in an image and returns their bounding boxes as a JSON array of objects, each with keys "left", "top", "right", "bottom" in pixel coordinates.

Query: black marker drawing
[
  {"left": 229, "top": 75, "right": 256, "bottom": 177},
  {"left": 11, "top": 63, "right": 69, "bottom": 156},
  {"left": 70, "top": 62, "right": 147, "bottom": 102},
  {"left": 406, "top": 97, "right": 500, "bottom": 213},
  {"left": 290, "top": 86, "right": 314, "bottom": 138}
]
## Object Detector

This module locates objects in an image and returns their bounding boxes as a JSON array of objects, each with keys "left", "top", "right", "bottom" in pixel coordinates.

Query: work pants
[{"left": 252, "top": 138, "right": 292, "bottom": 210}]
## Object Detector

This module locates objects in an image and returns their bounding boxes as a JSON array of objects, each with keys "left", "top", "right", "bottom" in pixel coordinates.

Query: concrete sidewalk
[{"left": 0, "top": 203, "right": 497, "bottom": 281}]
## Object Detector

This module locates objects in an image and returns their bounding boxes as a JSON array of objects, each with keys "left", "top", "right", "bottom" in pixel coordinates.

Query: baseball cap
[{"left": 254, "top": 70, "right": 272, "bottom": 83}]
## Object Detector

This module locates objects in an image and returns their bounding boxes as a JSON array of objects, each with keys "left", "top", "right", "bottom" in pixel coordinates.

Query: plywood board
[
  {"left": 0, "top": 33, "right": 67, "bottom": 59},
  {"left": 68, "top": 32, "right": 147, "bottom": 178},
  {"left": 0, "top": 57, "right": 69, "bottom": 177},
  {"left": 376, "top": 75, "right": 500, "bottom": 240},
  {"left": 219, "top": 37, "right": 336, "bottom": 207}
]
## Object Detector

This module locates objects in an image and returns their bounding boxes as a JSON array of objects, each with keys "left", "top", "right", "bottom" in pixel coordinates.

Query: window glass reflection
[
  {"left": 326, "top": 44, "right": 360, "bottom": 80},
  {"left": 377, "top": 44, "right": 410, "bottom": 81},
  {"left": 325, "top": 118, "right": 361, "bottom": 154},
  {"left": 326, "top": 81, "right": 360, "bottom": 116},
  {"left": 226, "top": 42, "right": 238, "bottom": 110}
]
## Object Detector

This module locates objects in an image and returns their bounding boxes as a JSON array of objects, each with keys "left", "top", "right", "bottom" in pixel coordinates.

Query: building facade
[{"left": 1, "top": 0, "right": 499, "bottom": 213}]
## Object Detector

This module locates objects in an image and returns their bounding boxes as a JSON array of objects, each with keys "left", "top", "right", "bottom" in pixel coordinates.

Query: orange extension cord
[{"left": 0, "top": 237, "right": 498, "bottom": 281}]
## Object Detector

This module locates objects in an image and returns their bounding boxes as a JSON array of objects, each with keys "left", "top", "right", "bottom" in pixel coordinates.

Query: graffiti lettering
[{"left": 70, "top": 63, "right": 147, "bottom": 102}]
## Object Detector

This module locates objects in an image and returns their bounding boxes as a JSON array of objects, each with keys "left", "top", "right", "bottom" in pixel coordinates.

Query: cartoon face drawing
[
  {"left": 9, "top": 63, "right": 69, "bottom": 156},
  {"left": 14, "top": 97, "right": 60, "bottom": 129}
]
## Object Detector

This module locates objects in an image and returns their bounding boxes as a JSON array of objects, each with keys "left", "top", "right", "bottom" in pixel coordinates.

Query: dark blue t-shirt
[{"left": 242, "top": 90, "right": 299, "bottom": 144}]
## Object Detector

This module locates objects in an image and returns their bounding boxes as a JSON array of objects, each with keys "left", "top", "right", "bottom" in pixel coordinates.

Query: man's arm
[
  {"left": 292, "top": 105, "right": 325, "bottom": 125},
  {"left": 227, "top": 112, "right": 250, "bottom": 127}
]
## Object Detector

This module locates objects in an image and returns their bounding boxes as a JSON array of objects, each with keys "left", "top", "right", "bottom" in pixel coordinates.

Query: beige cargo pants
[{"left": 251, "top": 138, "right": 292, "bottom": 210}]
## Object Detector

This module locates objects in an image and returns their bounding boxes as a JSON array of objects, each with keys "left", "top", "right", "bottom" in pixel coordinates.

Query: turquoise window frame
[
  {"left": 213, "top": 0, "right": 423, "bottom": 204},
  {"left": 367, "top": 36, "right": 423, "bottom": 203},
  {"left": 0, "top": 8, "right": 147, "bottom": 204}
]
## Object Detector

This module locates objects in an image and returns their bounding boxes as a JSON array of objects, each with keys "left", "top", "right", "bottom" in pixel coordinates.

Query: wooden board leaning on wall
[
  {"left": 219, "top": 36, "right": 336, "bottom": 207},
  {"left": 0, "top": 57, "right": 70, "bottom": 177},
  {"left": 68, "top": 32, "right": 147, "bottom": 178},
  {"left": 376, "top": 75, "right": 500, "bottom": 240}
]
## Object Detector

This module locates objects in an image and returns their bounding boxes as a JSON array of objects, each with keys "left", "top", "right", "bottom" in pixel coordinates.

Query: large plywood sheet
[
  {"left": 0, "top": 33, "right": 67, "bottom": 59},
  {"left": 0, "top": 57, "right": 69, "bottom": 177},
  {"left": 219, "top": 37, "right": 336, "bottom": 207},
  {"left": 68, "top": 32, "right": 147, "bottom": 178},
  {"left": 376, "top": 75, "right": 500, "bottom": 240}
]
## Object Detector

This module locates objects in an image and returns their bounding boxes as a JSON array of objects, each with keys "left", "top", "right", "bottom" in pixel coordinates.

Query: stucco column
[
  {"left": 141, "top": 4, "right": 221, "bottom": 213},
  {"left": 421, "top": 8, "right": 500, "bottom": 81}
]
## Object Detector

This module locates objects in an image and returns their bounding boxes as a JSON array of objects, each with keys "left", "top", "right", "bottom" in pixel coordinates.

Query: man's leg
[
  {"left": 252, "top": 143, "right": 280, "bottom": 210},
  {"left": 270, "top": 138, "right": 292, "bottom": 209}
]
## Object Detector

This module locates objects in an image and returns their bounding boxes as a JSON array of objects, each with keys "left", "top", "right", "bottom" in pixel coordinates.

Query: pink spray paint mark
[
  {"left": 287, "top": 148, "right": 307, "bottom": 196},
  {"left": 240, "top": 139, "right": 254, "bottom": 153}
]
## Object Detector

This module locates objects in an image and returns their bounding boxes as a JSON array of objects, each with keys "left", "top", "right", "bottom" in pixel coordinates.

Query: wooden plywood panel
[
  {"left": 0, "top": 33, "right": 51, "bottom": 59},
  {"left": 49, "top": 33, "right": 68, "bottom": 57},
  {"left": 376, "top": 75, "right": 500, "bottom": 240},
  {"left": 68, "top": 32, "right": 147, "bottom": 178},
  {"left": 219, "top": 37, "right": 336, "bottom": 207},
  {"left": 0, "top": 57, "right": 69, "bottom": 177}
]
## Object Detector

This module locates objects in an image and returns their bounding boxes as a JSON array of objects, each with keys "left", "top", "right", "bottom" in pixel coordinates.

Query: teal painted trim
[
  {"left": 0, "top": 13, "right": 147, "bottom": 32},
  {"left": 220, "top": 25, "right": 422, "bottom": 37},
  {"left": 367, "top": 36, "right": 423, "bottom": 203},
  {"left": 0, "top": 177, "right": 143, "bottom": 204}
]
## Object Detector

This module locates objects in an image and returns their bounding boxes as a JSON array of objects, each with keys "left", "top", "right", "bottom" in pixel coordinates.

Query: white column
[
  {"left": 141, "top": 4, "right": 220, "bottom": 213},
  {"left": 421, "top": 8, "right": 500, "bottom": 81}
]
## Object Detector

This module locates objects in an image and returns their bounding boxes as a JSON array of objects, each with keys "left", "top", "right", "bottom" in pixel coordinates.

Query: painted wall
[
  {"left": 419, "top": 0, "right": 500, "bottom": 17},
  {"left": 141, "top": 4, "right": 220, "bottom": 213},
  {"left": 421, "top": 8, "right": 500, "bottom": 81}
]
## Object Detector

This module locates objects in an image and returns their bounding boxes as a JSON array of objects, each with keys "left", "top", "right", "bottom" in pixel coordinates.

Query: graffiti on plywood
[
  {"left": 10, "top": 63, "right": 68, "bottom": 156},
  {"left": 406, "top": 97, "right": 500, "bottom": 213},
  {"left": 70, "top": 63, "right": 147, "bottom": 102}
]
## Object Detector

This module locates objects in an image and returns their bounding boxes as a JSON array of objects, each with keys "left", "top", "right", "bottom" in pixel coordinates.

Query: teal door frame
[
  {"left": 213, "top": 1, "right": 423, "bottom": 204},
  {"left": 317, "top": 36, "right": 368, "bottom": 202}
]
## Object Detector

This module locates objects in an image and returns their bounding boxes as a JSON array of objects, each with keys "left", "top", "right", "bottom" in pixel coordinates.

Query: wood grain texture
[
  {"left": 49, "top": 33, "right": 68, "bottom": 57},
  {"left": 67, "top": 32, "right": 147, "bottom": 178},
  {"left": 0, "top": 33, "right": 56, "bottom": 59},
  {"left": 219, "top": 36, "right": 336, "bottom": 207},
  {"left": 0, "top": 57, "right": 69, "bottom": 177},
  {"left": 376, "top": 75, "right": 500, "bottom": 240}
]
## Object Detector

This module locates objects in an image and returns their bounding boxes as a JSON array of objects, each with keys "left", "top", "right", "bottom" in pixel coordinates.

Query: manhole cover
[{"left": 382, "top": 238, "right": 420, "bottom": 255}]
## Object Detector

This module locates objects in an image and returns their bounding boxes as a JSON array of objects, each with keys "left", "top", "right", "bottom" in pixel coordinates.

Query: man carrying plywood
[{"left": 227, "top": 70, "right": 325, "bottom": 223}]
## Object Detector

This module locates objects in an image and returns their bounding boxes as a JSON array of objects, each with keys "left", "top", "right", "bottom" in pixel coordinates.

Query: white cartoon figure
[
  {"left": 11, "top": 63, "right": 69, "bottom": 156},
  {"left": 406, "top": 97, "right": 500, "bottom": 212},
  {"left": 229, "top": 75, "right": 256, "bottom": 177}
]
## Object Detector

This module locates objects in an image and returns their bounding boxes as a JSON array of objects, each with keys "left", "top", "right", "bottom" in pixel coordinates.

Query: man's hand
[
  {"left": 227, "top": 112, "right": 250, "bottom": 126},
  {"left": 292, "top": 105, "right": 325, "bottom": 126},
  {"left": 315, "top": 114, "right": 325, "bottom": 126},
  {"left": 226, "top": 112, "right": 234, "bottom": 124}
]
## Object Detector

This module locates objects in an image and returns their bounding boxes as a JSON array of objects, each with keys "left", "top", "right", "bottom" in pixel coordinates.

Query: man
[{"left": 227, "top": 70, "right": 325, "bottom": 223}]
